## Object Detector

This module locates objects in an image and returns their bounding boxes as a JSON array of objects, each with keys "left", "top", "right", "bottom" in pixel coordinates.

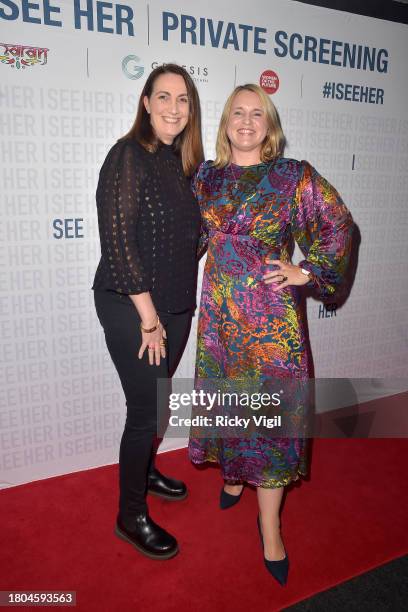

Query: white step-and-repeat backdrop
[{"left": 1, "top": 0, "right": 407, "bottom": 487}]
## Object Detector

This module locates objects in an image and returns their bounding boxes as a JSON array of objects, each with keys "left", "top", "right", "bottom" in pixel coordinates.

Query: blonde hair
[{"left": 214, "top": 84, "right": 286, "bottom": 168}]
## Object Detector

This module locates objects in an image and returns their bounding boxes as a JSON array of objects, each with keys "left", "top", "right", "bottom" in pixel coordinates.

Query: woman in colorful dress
[{"left": 189, "top": 84, "right": 353, "bottom": 584}]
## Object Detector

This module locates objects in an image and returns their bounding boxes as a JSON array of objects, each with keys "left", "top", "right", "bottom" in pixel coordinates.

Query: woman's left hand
[{"left": 263, "top": 259, "right": 310, "bottom": 291}]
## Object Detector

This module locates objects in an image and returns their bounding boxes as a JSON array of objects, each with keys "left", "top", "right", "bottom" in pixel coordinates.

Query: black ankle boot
[
  {"left": 148, "top": 467, "right": 187, "bottom": 501},
  {"left": 115, "top": 513, "right": 178, "bottom": 560}
]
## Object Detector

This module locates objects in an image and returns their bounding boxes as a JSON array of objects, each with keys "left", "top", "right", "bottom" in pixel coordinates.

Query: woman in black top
[{"left": 93, "top": 64, "right": 204, "bottom": 560}]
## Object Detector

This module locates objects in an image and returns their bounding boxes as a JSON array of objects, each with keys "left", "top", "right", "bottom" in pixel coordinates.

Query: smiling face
[
  {"left": 226, "top": 90, "right": 268, "bottom": 163},
  {"left": 143, "top": 73, "right": 189, "bottom": 144}
]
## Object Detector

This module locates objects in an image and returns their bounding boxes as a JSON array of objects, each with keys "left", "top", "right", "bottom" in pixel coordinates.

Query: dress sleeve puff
[
  {"left": 291, "top": 161, "right": 354, "bottom": 299},
  {"left": 95, "top": 141, "right": 151, "bottom": 295},
  {"left": 192, "top": 161, "right": 209, "bottom": 260}
]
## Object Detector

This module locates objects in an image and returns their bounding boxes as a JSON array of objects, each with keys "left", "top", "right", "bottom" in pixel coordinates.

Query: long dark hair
[{"left": 120, "top": 63, "right": 204, "bottom": 176}]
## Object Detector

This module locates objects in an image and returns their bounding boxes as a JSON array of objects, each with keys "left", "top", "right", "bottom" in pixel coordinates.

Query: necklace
[
  {"left": 229, "top": 162, "right": 266, "bottom": 203},
  {"left": 229, "top": 163, "right": 240, "bottom": 190}
]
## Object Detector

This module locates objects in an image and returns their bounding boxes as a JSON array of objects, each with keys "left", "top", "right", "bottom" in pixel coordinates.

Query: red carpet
[{"left": 1, "top": 439, "right": 408, "bottom": 611}]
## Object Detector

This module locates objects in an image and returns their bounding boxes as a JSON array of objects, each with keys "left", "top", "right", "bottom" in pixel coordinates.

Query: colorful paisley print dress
[{"left": 188, "top": 158, "right": 353, "bottom": 487}]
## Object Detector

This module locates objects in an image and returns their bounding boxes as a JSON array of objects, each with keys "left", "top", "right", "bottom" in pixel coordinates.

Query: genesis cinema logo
[
  {"left": 151, "top": 61, "right": 209, "bottom": 83},
  {"left": 260, "top": 70, "right": 279, "bottom": 94},
  {"left": 0, "top": 42, "right": 48, "bottom": 70},
  {"left": 122, "top": 55, "right": 144, "bottom": 79}
]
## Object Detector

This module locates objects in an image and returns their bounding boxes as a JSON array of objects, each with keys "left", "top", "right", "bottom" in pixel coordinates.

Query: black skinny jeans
[{"left": 94, "top": 290, "right": 192, "bottom": 523}]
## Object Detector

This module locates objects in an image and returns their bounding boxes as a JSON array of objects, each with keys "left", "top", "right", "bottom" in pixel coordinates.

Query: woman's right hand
[{"left": 138, "top": 319, "right": 167, "bottom": 365}]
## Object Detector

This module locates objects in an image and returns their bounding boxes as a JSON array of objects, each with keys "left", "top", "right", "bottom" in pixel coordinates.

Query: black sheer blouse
[{"left": 92, "top": 139, "right": 201, "bottom": 313}]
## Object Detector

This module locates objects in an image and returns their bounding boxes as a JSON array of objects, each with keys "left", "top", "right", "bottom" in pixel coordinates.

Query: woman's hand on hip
[
  {"left": 263, "top": 259, "right": 310, "bottom": 291},
  {"left": 138, "top": 320, "right": 167, "bottom": 365}
]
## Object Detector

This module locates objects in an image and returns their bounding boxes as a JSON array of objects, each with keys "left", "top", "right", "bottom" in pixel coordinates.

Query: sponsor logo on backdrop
[
  {"left": 0, "top": 42, "right": 48, "bottom": 70},
  {"left": 260, "top": 70, "right": 279, "bottom": 95},
  {"left": 151, "top": 61, "right": 209, "bottom": 83},
  {"left": 122, "top": 55, "right": 144, "bottom": 80}
]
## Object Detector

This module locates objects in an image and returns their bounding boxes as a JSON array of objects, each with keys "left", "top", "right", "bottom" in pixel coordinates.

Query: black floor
[{"left": 285, "top": 555, "right": 407, "bottom": 611}]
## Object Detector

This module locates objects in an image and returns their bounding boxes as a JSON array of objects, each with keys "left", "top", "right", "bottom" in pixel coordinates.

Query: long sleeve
[
  {"left": 95, "top": 141, "right": 151, "bottom": 295},
  {"left": 192, "top": 162, "right": 209, "bottom": 260},
  {"left": 291, "top": 161, "right": 354, "bottom": 299}
]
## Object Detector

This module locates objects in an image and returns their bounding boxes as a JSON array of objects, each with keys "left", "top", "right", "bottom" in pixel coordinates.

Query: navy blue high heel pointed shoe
[
  {"left": 257, "top": 515, "right": 289, "bottom": 585},
  {"left": 219, "top": 485, "right": 244, "bottom": 509}
]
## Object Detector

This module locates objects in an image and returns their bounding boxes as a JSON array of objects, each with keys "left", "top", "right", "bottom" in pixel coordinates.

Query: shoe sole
[
  {"left": 114, "top": 525, "right": 179, "bottom": 560},
  {"left": 148, "top": 489, "right": 188, "bottom": 501}
]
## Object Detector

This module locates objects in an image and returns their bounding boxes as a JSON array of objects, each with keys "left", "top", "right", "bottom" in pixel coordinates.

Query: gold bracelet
[{"left": 140, "top": 316, "right": 160, "bottom": 333}]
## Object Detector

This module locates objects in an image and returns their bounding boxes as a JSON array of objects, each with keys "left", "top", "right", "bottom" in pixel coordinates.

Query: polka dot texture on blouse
[{"left": 93, "top": 139, "right": 201, "bottom": 313}]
